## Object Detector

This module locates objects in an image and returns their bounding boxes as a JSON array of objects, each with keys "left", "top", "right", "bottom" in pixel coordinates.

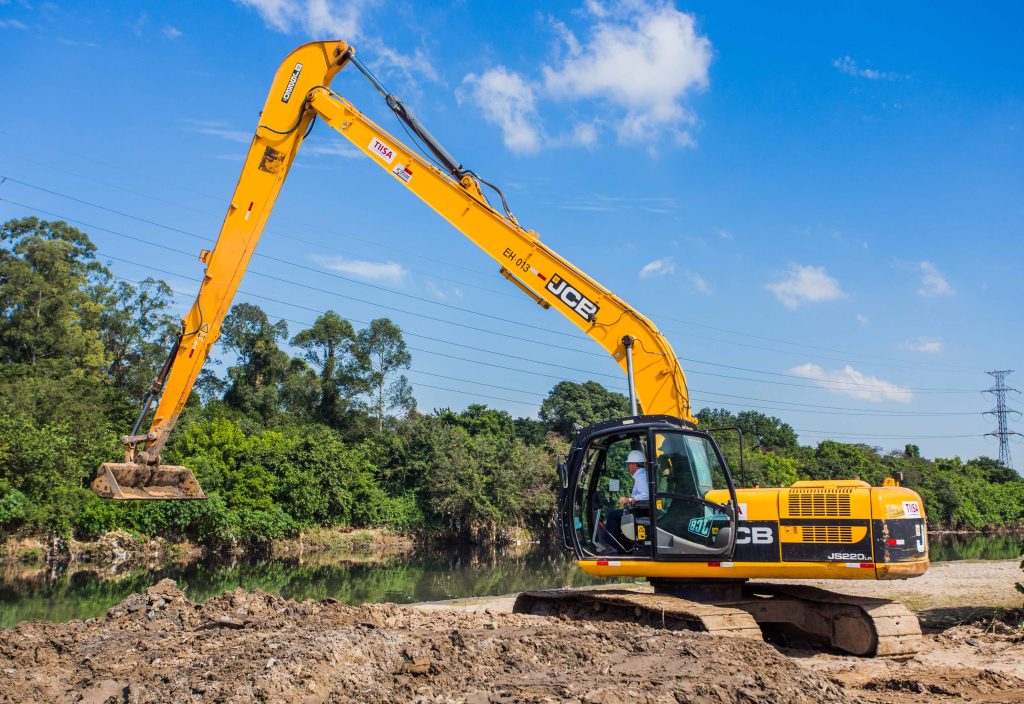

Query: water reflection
[
  {"left": 0, "top": 533, "right": 1019, "bottom": 629},
  {"left": 0, "top": 546, "right": 629, "bottom": 629},
  {"left": 927, "top": 532, "right": 1022, "bottom": 562}
]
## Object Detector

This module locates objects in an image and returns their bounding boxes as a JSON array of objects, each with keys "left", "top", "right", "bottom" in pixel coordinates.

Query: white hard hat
[{"left": 626, "top": 450, "right": 645, "bottom": 465}]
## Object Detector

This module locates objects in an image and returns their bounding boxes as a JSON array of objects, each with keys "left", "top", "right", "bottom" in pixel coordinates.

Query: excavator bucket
[{"left": 91, "top": 463, "right": 206, "bottom": 500}]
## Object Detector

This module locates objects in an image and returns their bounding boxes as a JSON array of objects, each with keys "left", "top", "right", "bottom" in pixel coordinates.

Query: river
[{"left": 1, "top": 532, "right": 1019, "bottom": 629}]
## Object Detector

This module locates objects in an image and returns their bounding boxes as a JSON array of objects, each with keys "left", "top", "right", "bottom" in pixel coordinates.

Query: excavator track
[
  {"left": 740, "top": 583, "right": 922, "bottom": 658},
  {"left": 513, "top": 583, "right": 921, "bottom": 658},
  {"left": 514, "top": 589, "right": 764, "bottom": 640}
]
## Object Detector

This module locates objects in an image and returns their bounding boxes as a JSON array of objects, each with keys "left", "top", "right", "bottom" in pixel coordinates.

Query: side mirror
[{"left": 557, "top": 460, "right": 568, "bottom": 489}]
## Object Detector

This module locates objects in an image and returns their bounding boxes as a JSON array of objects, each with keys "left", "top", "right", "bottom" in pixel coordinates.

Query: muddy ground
[{"left": 0, "top": 560, "right": 1020, "bottom": 704}]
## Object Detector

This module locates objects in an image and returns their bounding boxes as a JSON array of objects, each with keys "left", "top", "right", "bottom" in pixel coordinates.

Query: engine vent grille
[
  {"left": 800, "top": 526, "right": 854, "bottom": 543},
  {"left": 787, "top": 492, "right": 852, "bottom": 517}
]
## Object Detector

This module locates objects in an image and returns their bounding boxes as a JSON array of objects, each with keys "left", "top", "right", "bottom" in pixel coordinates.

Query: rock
[
  {"left": 79, "top": 678, "right": 127, "bottom": 704},
  {"left": 967, "top": 637, "right": 982, "bottom": 646},
  {"left": 195, "top": 616, "right": 245, "bottom": 631},
  {"left": 402, "top": 657, "right": 431, "bottom": 675}
]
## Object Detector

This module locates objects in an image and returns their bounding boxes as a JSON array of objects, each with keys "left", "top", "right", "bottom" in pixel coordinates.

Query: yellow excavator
[{"left": 92, "top": 41, "right": 929, "bottom": 657}]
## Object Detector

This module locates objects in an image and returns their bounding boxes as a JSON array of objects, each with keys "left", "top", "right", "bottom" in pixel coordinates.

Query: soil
[{"left": 0, "top": 560, "right": 1020, "bottom": 704}]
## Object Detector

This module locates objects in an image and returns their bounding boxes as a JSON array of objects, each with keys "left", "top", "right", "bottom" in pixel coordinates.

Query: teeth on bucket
[{"left": 92, "top": 463, "right": 206, "bottom": 500}]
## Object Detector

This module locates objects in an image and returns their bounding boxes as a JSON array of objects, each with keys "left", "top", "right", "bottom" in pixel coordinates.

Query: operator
[
  {"left": 600, "top": 450, "right": 650, "bottom": 551},
  {"left": 617, "top": 450, "right": 650, "bottom": 507}
]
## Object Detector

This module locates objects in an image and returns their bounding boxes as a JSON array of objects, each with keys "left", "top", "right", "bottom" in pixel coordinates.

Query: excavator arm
[{"left": 92, "top": 40, "right": 693, "bottom": 500}]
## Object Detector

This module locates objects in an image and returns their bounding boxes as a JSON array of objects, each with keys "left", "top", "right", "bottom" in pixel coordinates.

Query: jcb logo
[
  {"left": 546, "top": 274, "right": 599, "bottom": 322},
  {"left": 736, "top": 526, "right": 774, "bottom": 545}
]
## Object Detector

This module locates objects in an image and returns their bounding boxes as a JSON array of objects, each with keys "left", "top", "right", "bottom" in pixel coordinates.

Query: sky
[{"left": 1, "top": 1, "right": 1022, "bottom": 463}]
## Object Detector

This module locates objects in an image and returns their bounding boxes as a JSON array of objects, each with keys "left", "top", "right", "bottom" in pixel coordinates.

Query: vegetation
[{"left": 0, "top": 218, "right": 1022, "bottom": 550}]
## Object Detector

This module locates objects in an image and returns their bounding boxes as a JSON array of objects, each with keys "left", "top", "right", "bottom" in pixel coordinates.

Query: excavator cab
[{"left": 560, "top": 416, "right": 738, "bottom": 562}]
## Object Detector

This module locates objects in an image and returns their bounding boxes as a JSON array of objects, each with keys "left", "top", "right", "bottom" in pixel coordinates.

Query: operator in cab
[
  {"left": 600, "top": 450, "right": 650, "bottom": 552},
  {"left": 618, "top": 450, "right": 649, "bottom": 507}
]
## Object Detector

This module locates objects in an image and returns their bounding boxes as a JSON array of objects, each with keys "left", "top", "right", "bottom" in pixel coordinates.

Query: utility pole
[{"left": 983, "top": 370, "right": 1022, "bottom": 469}]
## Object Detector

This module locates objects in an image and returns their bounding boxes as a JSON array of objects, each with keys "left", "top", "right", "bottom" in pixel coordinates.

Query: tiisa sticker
[
  {"left": 369, "top": 137, "right": 396, "bottom": 164},
  {"left": 902, "top": 500, "right": 921, "bottom": 518},
  {"left": 736, "top": 503, "right": 748, "bottom": 521},
  {"left": 392, "top": 163, "right": 413, "bottom": 183}
]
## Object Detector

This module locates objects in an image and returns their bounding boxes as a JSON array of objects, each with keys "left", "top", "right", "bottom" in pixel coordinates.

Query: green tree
[
  {"left": 220, "top": 303, "right": 290, "bottom": 420},
  {"left": 735, "top": 410, "right": 798, "bottom": 452},
  {"left": 0, "top": 217, "right": 109, "bottom": 370},
  {"left": 98, "top": 277, "right": 178, "bottom": 399},
  {"left": 539, "top": 380, "right": 629, "bottom": 436},
  {"left": 290, "top": 311, "right": 363, "bottom": 426},
  {"left": 355, "top": 318, "right": 414, "bottom": 432}
]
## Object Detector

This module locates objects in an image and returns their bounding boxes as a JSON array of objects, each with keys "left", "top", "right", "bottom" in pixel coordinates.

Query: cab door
[
  {"left": 565, "top": 429, "right": 653, "bottom": 559},
  {"left": 650, "top": 430, "right": 738, "bottom": 559}
]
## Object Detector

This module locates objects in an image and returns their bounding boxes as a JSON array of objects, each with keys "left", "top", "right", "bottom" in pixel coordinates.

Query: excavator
[{"left": 91, "top": 41, "right": 929, "bottom": 657}]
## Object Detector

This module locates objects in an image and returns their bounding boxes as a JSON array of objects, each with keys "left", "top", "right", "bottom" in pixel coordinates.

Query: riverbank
[
  {"left": 3, "top": 527, "right": 1019, "bottom": 569},
  {"left": 0, "top": 527, "right": 416, "bottom": 570},
  {"left": 0, "top": 560, "right": 1021, "bottom": 703}
]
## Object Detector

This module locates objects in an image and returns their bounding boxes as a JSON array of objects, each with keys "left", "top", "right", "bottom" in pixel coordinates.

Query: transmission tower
[{"left": 983, "top": 370, "right": 1022, "bottom": 469}]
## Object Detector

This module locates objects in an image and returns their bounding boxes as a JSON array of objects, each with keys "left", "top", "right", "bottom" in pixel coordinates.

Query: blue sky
[{"left": 1, "top": 1, "right": 1021, "bottom": 462}]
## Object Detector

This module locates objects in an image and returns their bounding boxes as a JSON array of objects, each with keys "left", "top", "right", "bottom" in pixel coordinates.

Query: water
[{"left": 1, "top": 533, "right": 1019, "bottom": 629}]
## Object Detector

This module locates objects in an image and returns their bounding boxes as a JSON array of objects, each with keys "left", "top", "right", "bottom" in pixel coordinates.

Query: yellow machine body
[{"left": 577, "top": 480, "right": 928, "bottom": 580}]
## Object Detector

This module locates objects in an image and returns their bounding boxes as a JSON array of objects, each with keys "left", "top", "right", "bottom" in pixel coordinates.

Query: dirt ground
[{"left": 0, "top": 560, "right": 1020, "bottom": 704}]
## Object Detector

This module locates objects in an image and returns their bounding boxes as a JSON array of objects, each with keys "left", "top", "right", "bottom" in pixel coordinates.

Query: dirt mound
[{"left": 0, "top": 579, "right": 849, "bottom": 703}]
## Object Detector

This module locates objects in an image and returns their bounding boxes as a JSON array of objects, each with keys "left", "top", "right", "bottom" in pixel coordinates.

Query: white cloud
[
  {"left": 766, "top": 264, "right": 847, "bottom": 309},
  {"left": 57, "top": 37, "right": 101, "bottom": 48},
  {"left": 903, "top": 337, "right": 943, "bottom": 354},
  {"left": 0, "top": 18, "right": 27, "bottom": 30},
  {"left": 856, "top": 313, "right": 869, "bottom": 326},
  {"left": 790, "top": 363, "right": 913, "bottom": 403},
  {"left": 639, "top": 257, "right": 676, "bottom": 279},
  {"left": 832, "top": 55, "right": 901, "bottom": 81},
  {"left": 459, "top": 67, "right": 542, "bottom": 154},
  {"left": 687, "top": 272, "right": 711, "bottom": 295},
  {"left": 301, "top": 140, "right": 361, "bottom": 158},
  {"left": 313, "top": 255, "right": 407, "bottom": 284},
  {"left": 162, "top": 25, "right": 183, "bottom": 39},
  {"left": 236, "top": 0, "right": 435, "bottom": 83},
  {"left": 461, "top": 1, "right": 712, "bottom": 152},
  {"left": 542, "top": 2, "right": 712, "bottom": 145},
  {"left": 238, "top": 0, "right": 362, "bottom": 36},
  {"left": 714, "top": 228, "right": 733, "bottom": 241},
  {"left": 917, "top": 261, "right": 953, "bottom": 297},
  {"left": 425, "top": 281, "right": 463, "bottom": 301},
  {"left": 180, "top": 119, "right": 250, "bottom": 144}
]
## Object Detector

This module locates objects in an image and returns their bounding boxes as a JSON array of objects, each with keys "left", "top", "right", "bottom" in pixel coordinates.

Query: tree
[
  {"left": 735, "top": 411, "right": 798, "bottom": 452},
  {"left": 220, "top": 303, "right": 290, "bottom": 420},
  {"left": 355, "top": 318, "right": 414, "bottom": 432},
  {"left": 98, "top": 277, "right": 178, "bottom": 399},
  {"left": 539, "top": 380, "right": 629, "bottom": 436},
  {"left": 290, "top": 311, "right": 364, "bottom": 426},
  {"left": 0, "top": 217, "right": 109, "bottom": 370}
]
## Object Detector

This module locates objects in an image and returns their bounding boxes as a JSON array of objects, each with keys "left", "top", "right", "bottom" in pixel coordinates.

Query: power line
[
  {"left": 0, "top": 168, "right": 983, "bottom": 376},
  {"left": 0, "top": 148, "right": 981, "bottom": 373},
  {"left": 93, "top": 270, "right": 992, "bottom": 442},
  {"left": 111, "top": 267, "right": 987, "bottom": 422},
  {"left": 0, "top": 146, "right": 505, "bottom": 286},
  {"left": 652, "top": 313, "right": 978, "bottom": 373},
  {"left": 0, "top": 191, "right": 983, "bottom": 396}
]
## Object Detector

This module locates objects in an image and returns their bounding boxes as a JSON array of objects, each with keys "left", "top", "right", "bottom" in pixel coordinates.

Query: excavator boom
[{"left": 93, "top": 40, "right": 691, "bottom": 499}]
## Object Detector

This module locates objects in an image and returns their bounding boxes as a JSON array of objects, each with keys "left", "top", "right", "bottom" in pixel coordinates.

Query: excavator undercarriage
[{"left": 514, "top": 580, "right": 922, "bottom": 658}]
